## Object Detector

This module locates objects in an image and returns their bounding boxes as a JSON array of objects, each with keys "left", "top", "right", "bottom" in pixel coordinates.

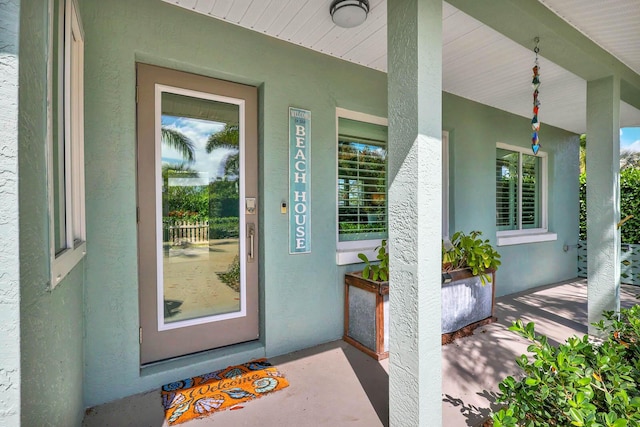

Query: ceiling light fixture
[{"left": 330, "top": 0, "right": 370, "bottom": 28}]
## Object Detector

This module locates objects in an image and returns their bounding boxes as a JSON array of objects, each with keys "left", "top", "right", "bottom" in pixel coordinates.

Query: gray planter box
[
  {"left": 344, "top": 269, "right": 496, "bottom": 358},
  {"left": 343, "top": 272, "right": 389, "bottom": 360},
  {"left": 441, "top": 269, "right": 495, "bottom": 334}
]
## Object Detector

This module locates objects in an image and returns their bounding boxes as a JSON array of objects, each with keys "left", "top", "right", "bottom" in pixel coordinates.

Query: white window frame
[
  {"left": 47, "top": 0, "right": 86, "bottom": 289},
  {"left": 335, "top": 108, "right": 388, "bottom": 264},
  {"left": 495, "top": 142, "right": 556, "bottom": 246},
  {"left": 335, "top": 107, "right": 449, "bottom": 264},
  {"left": 154, "top": 85, "right": 248, "bottom": 331}
]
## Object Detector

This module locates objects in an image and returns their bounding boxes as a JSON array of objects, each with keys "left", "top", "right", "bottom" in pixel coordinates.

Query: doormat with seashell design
[{"left": 161, "top": 359, "right": 289, "bottom": 425}]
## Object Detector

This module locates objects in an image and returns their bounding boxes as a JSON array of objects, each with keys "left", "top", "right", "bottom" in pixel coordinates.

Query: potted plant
[
  {"left": 441, "top": 230, "right": 501, "bottom": 343},
  {"left": 343, "top": 240, "right": 390, "bottom": 360},
  {"left": 343, "top": 231, "right": 501, "bottom": 359}
]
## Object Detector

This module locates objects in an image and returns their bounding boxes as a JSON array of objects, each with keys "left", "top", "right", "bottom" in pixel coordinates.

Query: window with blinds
[
  {"left": 337, "top": 117, "right": 388, "bottom": 242},
  {"left": 496, "top": 146, "right": 542, "bottom": 231},
  {"left": 522, "top": 154, "right": 541, "bottom": 228}
]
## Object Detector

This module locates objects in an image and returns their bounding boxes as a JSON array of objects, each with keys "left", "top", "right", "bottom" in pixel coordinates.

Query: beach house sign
[{"left": 289, "top": 107, "right": 311, "bottom": 254}]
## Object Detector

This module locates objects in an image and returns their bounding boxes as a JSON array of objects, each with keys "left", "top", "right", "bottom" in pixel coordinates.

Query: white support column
[
  {"left": 0, "top": 0, "right": 22, "bottom": 424},
  {"left": 586, "top": 76, "right": 621, "bottom": 334},
  {"left": 387, "top": 0, "right": 443, "bottom": 425}
]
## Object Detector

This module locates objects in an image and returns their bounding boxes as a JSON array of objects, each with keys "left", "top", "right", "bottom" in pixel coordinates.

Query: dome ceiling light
[{"left": 330, "top": 0, "right": 370, "bottom": 28}]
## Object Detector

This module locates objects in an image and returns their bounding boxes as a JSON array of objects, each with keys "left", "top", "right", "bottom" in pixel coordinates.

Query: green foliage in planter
[
  {"left": 358, "top": 239, "right": 389, "bottom": 282},
  {"left": 442, "top": 230, "right": 501, "bottom": 284},
  {"left": 492, "top": 305, "right": 640, "bottom": 427}
]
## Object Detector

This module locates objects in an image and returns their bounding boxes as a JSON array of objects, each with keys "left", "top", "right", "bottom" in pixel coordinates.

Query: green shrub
[
  {"left": 209, "top": 217, "right": 239, "bottom": 239},
  {"left": 492, "top": 305, "right": 640, "bottom": 427},
  {"left": 216, "top": 255, "right": 240, "bottom": 292},
  {"left": 579, "top": 172, "right": 587, "bottom": 241},
  {"left": 620, "top": 168, "right": 640, "bottom": 244},
  {"left": 580, "top": 169, "right": 640, "bottom": 243}
]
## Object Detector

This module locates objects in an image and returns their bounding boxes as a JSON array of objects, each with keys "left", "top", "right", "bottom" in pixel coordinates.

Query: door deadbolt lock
[{"left": 246, "top": 197, "right": 256, "bottom": 214}]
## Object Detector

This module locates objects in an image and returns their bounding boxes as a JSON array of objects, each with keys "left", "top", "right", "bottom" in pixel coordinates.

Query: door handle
[{"left": 247, "top": 223, "right": 255, "bottom": 262}]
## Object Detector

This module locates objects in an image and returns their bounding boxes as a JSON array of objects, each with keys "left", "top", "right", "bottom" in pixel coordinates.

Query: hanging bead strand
[{"left": 531, "top": 37, "right": 541, "bottom": 155}]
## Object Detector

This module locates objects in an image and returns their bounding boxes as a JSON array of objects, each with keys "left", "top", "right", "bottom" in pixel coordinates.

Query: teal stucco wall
[
  {"left": 0, "top": 0, "right": 22, "bottom": 424},
  {"left": 444, "top": 92, "right": 580, "bottom": 296},
  {"left": 79, "top": 0, "right": 387, "bottom": 407},
  {"left": 78, "top": 0, "right": 579, "bottom": 408},
  {"left": 17, "top": 0, "right": 86, "bottom": 426}
]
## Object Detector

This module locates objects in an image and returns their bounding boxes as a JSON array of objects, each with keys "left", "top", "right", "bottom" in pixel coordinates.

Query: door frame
[{"left": 136, "top": 63, "right": 259, "bottom": 365}]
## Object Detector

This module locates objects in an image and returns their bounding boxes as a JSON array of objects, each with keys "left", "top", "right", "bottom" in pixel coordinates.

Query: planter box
[
  {"left": 343, "top": 272, "right": 389, "bottom": 360},
  {"left": 344, "top": 269, "right": 496, "bottom": 359},
  {"left": 441, "top": 268, "right": 496, "bottom": 344}
]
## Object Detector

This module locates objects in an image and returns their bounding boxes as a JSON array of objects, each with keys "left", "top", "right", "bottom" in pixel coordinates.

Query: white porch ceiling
[
  {"left": 539, "top": 0, "right": 640, "bottom": 77},
  {"left": 164, "top": 0, "right": 640, "bottom": 133}
]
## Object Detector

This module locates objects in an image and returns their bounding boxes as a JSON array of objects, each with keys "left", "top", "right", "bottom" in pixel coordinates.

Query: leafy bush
[
  {"left": 580, "top": 169, "right": 640, "bottom": 243},
  {"left": 209, "top": 217, "right": 239, "bottom": 239},
  {"left": 620, "top": 168, "right": 640, "bottom": 244},
  {"left": 216, "top": 255, "right": 240, "bottom": 292},
  {"left": 579, "top": 172, "right": 587, "bottom": 241},
  {"left": 492, "top": 305, "right": 640, "bottom": 427}
]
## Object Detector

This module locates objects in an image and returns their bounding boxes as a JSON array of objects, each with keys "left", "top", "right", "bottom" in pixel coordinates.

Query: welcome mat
[{"left": 161, "top": 359, "right": 289, "bottom": 425}]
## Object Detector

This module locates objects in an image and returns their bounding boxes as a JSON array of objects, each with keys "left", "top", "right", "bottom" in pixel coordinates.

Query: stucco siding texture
[
  {"left": 0, "top": 0, "right": 22, "bottom": 424},
  {"left": 17, "top": 0, "right": 85, "bottom": 426}
]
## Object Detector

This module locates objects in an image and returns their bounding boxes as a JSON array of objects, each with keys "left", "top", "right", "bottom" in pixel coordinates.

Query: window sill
[
  {"left": 497, "top": 232, "right": 557, "bottom": 246},
  {"left": 51, "top": 241, "right": 86, "bottom": 289},
  {"left": 336, "top": 246, "right": 377, "bottom": 266}
]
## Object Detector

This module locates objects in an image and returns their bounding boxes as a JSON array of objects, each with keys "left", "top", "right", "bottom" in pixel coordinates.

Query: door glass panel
[{"left": 160, "top": 91, "right": 241, "bottom": 326}]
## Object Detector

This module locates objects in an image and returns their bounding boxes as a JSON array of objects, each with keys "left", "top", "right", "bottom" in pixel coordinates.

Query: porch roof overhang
[{"left": 163, "top": 0, "right": 640, "bottom": 134}]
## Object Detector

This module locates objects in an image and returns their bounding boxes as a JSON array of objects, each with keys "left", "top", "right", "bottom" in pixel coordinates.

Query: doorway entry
[{"left": 136, "top": 63, "right": 258, "bottom": 364}]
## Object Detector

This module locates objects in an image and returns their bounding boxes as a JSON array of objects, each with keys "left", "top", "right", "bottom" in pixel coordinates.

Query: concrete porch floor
[{"left": 83, "top": 279, "right": 639, "bottom": 427}]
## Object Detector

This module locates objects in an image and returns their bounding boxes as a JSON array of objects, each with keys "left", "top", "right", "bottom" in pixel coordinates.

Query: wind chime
[{"left": 531, "top": 37, "right": 541, "bottom": 155}]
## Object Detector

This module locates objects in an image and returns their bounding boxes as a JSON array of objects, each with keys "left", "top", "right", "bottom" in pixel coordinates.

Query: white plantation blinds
[
  {"left": 338, "top": 118, "right": 388, "bottom": 242},
  {"left": 522, "top": 154, "right": 540, "bottom": 229},
  {"left": 496, "top": 149, "right": 518, "bottom": 230},
  {"left": 496, "top": 148, "right": 541, "bottom": 231}
]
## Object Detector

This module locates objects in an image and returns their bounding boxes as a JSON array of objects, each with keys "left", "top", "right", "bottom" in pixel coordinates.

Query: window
[
  {"left": 335, "top": 108, "right": 449, "bottom": 264},
  {"left": 337, "top": 111, "right": 388, "bottom": 257},
  {"left": 48, "top": 0, "right": 86, "bottom": 288},
  {"left": 495, "top": 143, "right": 555, "bottom": 246}
]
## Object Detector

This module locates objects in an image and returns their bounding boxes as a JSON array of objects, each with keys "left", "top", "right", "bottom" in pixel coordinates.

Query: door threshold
[{"left": 140, "top": 340, "right": 265, "bottom": 378}]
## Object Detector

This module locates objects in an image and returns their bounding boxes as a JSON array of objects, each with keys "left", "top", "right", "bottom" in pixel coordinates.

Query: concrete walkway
[{"left": 83, "top": 279, "right": 639, "bottom": 427}]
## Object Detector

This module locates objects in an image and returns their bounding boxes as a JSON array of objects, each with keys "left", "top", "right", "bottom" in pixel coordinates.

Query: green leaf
[
  {"left": 525, "top": 377, "right": 539, "bottom": 387},
  {"left": 569, "top": 407, "right": 585, "bottom": 426},
  {"left": 577, "top": 377, "right": 591, "bottom": 387},
  {"left": 525, "top": 322, "right": 535, "bottom": 336}
]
